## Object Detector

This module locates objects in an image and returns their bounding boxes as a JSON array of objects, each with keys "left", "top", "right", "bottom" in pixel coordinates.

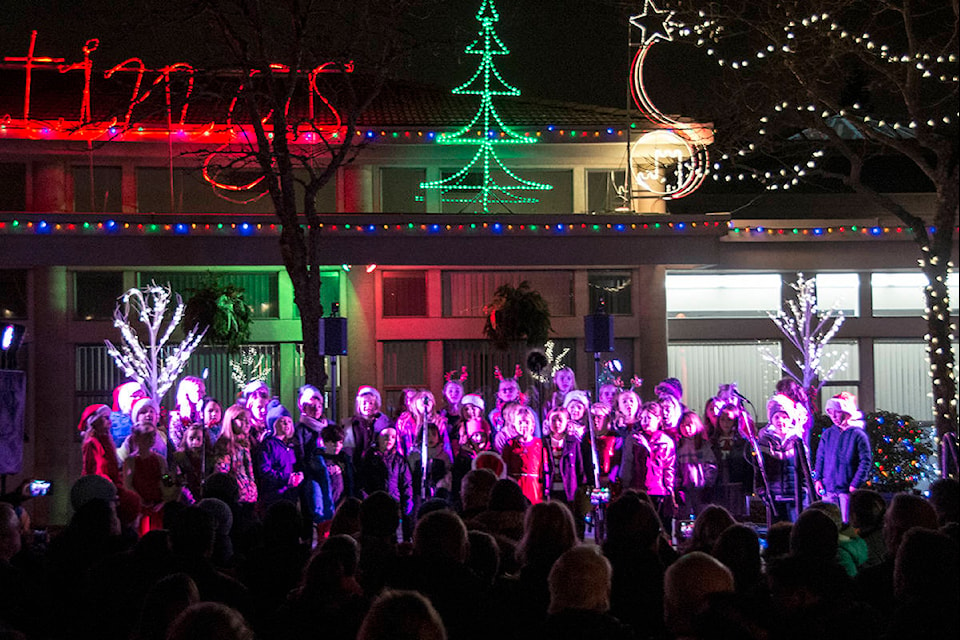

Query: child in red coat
[{"left": 503, "top": 405, "right": 544, "bottom": 504}]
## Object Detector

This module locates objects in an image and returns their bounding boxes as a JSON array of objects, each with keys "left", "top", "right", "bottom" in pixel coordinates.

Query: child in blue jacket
[{"left": 814, "top": 392, "right": 873, "bottom": 523}]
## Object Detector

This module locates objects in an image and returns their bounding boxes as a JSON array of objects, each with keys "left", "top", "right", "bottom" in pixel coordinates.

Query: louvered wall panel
[{"left": 667, "top": 342, "right": 783, "bottom": 419}]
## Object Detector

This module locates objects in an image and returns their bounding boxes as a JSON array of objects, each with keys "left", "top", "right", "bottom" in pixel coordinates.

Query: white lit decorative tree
[
  {"left": 229, "top": 346, "right": 273, "bottom": 391},
  {"left": 760, "top": 273, "right": 847, "bottom": 391},
  {"left": 419, "top": 0, "right": 552, "bottom": 212},
  {"left": 528, "top": 340, "right": 571, "bottom": 385},
  {"left": 105, "top": 283, "right": 207, "bottom": 402}
]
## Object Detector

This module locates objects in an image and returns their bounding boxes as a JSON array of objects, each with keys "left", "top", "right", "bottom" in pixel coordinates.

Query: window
[
  {"left": 292, "top": 271, "right": 341, "bottom": 319},
  {"left": 381, "top": 168, "right": 427, "bottom": 213},
  {"left": 73, "top": 165, "right": 122, "bottom": 212},
  {"left": 139, "top": 271, "right": 279, "bottom": 318},
  {"left": 136, "top": 168, "right": 334, "bottom": 213},
  {"left": 75, "top": 271, "right": 125, "bottom": 320},
  {"left": 442, "top": 270, "right": 574, "bottom": 317},
  {"left": 589, "top": 271, "right": 632, "bottom": 315},
  {"left": 815, "top": 273, "right": 860, "bottom": 317},
  {"left": 667, "top": 341, "right": 783, "bottom": 415},
  {"left": 873, "top": 341, "right": 932, "bottom": 420},
  {"left": 872, "top": 272, "right": 959, "bottom": 317},
  {"left": 587, "top": 170, "right": 627, "bottom": 213},
  {"left": 382, "top": 341, "right": 428, "bottom": 413},
  {"left": 382, "top": 271, "right": 427, "bottom": 317},
  {"left": 0, "top": 164, "right": 27, "bottom": 211},
  {"left": 666, "top": 273, "right": 782, "bottom": 318},
  {"left": 438, "top": 169, "right": 573, "bottom": 214},
  {"left": 0, "top": 271, "right": 28, "bottom": 320}
]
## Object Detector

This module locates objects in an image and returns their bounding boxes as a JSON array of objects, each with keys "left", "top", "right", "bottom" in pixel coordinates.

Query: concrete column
[
  {"left": 344, "top": 268, "right": 377, "bottom": 418},
  {"left": 30, "top": 267, "right": 75, "bottom": 526},
  {"left": 636, "top": 265, "right": 669, "bottom": 398},
  {"left": 32, "top": 162, "right": 69, "bottom": 212},
  {"left": 340, "top": 165, "right": 374, "bottom": 213}
]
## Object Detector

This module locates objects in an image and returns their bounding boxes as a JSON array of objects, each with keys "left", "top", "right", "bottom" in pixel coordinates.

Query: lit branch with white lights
[
  {"left": 760, "top": 273, "right": 847, "bottom": 391},
  {"left": 665, "top": 0, "right": 957, "bottom": 442},
  {"left": 105, "top": 282, "right": 207, "bottom": 402}
]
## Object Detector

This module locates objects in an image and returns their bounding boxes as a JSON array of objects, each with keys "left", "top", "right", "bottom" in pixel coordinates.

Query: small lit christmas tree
[
  {"left": 105, "top": 282, "right": 207, "bottom": 402},
  {"left": 865, "top": 411, "right": 937, "bottom": 493},
  {"left": 420, "top": 0, "right": 552, "bottom": 213}
]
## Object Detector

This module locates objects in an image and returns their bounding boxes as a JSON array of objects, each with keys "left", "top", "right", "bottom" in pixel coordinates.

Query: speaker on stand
[
  {"left": 583, "top": 299, "right": 615, "bottom": 543},
  {"left": 319, "top": 304, "right": 348, "bottom": 424}
]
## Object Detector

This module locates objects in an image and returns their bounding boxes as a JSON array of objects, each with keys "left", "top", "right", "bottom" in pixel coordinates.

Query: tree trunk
[
  {"left": 923, "top": 259, "right": 957, "bottom": 441},
  {"left": 279, "top": 224, "right": 328, "bottom": 391}
]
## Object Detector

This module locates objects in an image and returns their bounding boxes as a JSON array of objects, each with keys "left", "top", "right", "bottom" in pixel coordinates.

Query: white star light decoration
[{"left": 630, "top": 0, "right": 677, "bottom": 47}]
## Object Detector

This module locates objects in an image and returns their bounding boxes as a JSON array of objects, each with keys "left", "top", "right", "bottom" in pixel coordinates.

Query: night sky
[{"left": 2, "top": 0, "right": 711, "bottom": 116}]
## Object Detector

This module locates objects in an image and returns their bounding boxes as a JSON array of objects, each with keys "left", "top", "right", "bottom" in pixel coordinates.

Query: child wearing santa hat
[{"left": 814, "top": 392, "right": 872, "bottom": 523}]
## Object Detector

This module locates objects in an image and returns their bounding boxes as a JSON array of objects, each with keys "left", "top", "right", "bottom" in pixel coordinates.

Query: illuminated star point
[{"left": 629, "top": 0, "right": 677, "bottom": 47}]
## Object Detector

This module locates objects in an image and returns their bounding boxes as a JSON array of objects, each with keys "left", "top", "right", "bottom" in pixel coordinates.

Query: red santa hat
[
  {"left": 825, "top": 392, "right": 861, "bottom": 420},
  {"left": 113, "top": 381, "right": 145, "bottom": 413},
  {"left": 130, "top": 397, "right": 160, "bottom": 421},
  {"left": 563, "top": 390, "right": 591, "bottom": 412},
  {"left": 472, "top": 451, "right": 507, "bottom": 479},
  {"left": 77, "top": 404, "right": 111, "bottom": 433},
  {"left": 357, "top": 385, "right": 382, "bottom": 405},
  {"left": 461, "top": 394, "right": 485, "bottom": 413}
]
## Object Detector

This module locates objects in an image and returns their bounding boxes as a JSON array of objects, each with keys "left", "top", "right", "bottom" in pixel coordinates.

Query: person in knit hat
[
  {"left": 655, "top": 378, "right": 690, "bottom": 442},
  {"left": 255, "top": 400, "right": 303, "bottom": 509},
  {"left": 344, "top": 386, "right": 390, "bottom": 470},
  {"left": 562, "top": 390, "right": 591, "bottom": 439},
  {"left": 814, "top": 392, "right": 872, "bottom": 523}
]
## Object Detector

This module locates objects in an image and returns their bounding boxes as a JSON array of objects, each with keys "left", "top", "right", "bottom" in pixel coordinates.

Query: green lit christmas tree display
[
  {"left": 420, "top": 0, "right": 552, "bottom": 213},
  {"left": 865, "top": 411, "right": 937, "bottom": 493}
]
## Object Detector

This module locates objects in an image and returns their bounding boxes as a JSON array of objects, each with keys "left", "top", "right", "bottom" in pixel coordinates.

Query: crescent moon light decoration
[{"left": 628, "top": 0, "right": 709, "bottom": 199}]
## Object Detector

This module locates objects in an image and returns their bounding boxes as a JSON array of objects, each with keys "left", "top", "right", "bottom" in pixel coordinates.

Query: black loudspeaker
[
  {"left": 318, "top": 317, "right": 348, "bottom": 356},
  {"left": 584, "top": 313, "right": 615, "bottom": 353}
]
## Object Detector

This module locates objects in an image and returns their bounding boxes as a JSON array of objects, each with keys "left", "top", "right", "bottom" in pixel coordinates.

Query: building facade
[{"left": 1, "top": 65, "right": 957, "bottom": 525}]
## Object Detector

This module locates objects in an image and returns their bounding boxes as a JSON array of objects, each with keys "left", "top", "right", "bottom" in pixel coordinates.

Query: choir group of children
[{"left": 79, "top": 364, "right": 873, "bottom": 539}]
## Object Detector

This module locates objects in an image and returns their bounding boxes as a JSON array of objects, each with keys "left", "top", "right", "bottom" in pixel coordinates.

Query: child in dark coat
[{"left": 360, "top": 425, "right": 414, "bottom": 539}]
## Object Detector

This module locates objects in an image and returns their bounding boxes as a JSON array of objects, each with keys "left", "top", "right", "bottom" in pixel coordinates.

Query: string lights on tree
[
  {"left": 666, "top": 0, "right": 957, "bottom": 444},
  {"left": 105, "top": 282, "right": 207, "bottom": 403},
  {"left": 419, "top": 0, "right": 552, "bottom": 213}
]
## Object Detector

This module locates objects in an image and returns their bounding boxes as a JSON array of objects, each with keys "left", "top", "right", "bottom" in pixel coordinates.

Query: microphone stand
[
  {"left": 588, "top": 353, "right": 609, "bottom": 543},
  {"left": 738, "top": 395, "right": 775, "bottom": 528},
  {"left": 419, "top": 405, "right": 429, "bottom": 503}
]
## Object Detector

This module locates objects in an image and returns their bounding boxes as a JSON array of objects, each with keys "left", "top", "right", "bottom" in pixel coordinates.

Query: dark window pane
[
  {"left": 382, "top": 271, "right": 427, "bottom": 317},
  {"left": 442, "top": 270, "right": 574, "bottom": 317},
  {"left": 136, "top": 168, "right": 334, "bottom": 214},
  {"left": 73, "top": 165, "right": 122, "bottom": 212},
  {"left": 588, "top": 271, "right": 632, "bottom": 315},
  {"left": 0, "top": 271, "right": 29, "bottom": 320},
  {"left": 587, "top": 170, "right": 627, "bottom": 213},
  {"left": 75, "top": 272, "right": 125, "bottom": 320},
  {"left": 293, "top": 271, "right": 341, "bottom": 318},
  {"left": 139, "top": 271, "right": 279, "bottom": 318},
  {"left": 0, "top": 164, "right": 27, "bottom": 211},
  {"left": 382, "top": 168, "right": 427, "bottom": 213}
]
